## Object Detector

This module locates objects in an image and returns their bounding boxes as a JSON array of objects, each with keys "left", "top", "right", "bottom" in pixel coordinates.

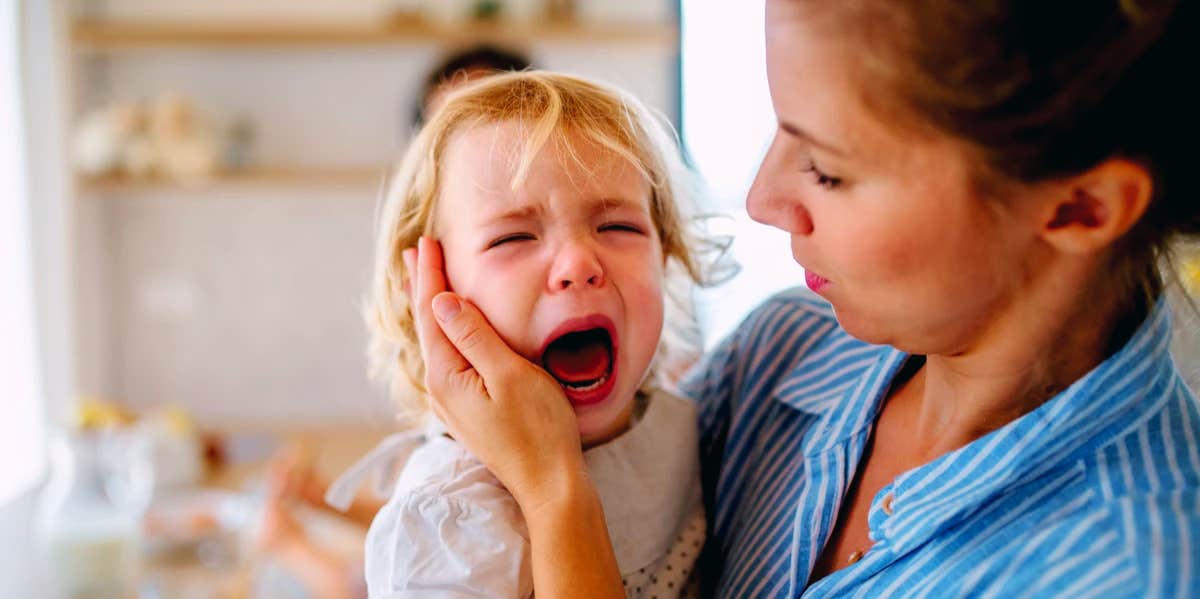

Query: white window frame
[{"left": 1, "top": 0, "right": 74, "bottom": 507}]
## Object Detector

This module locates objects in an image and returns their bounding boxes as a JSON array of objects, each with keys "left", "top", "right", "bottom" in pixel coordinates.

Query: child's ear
[{"left": 1035, "top": 158, "right": 1154, "bottom": 255}]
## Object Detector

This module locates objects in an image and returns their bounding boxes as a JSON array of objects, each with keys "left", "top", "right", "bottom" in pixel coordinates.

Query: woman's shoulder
[
  {"left": 1060, "top": 383, "right": 1200, "bottom": 595},
  {"left": 958, "top": 488, "right": 1199, "bottom": 598},
  {"left": 993, "top": 479, "right": 1200, "bottom": 597}
]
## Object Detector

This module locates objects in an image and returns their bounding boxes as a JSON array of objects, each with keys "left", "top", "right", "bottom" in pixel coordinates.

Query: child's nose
[
  {"left": 550, "top": 243, "right": 605, "bottom": 291},
  {"left": 559, "top": 274, "right": 601, "bottom": 289}
]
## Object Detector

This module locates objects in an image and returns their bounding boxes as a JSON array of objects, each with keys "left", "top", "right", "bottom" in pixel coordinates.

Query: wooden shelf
[
  {"left": 77, "top": 167, "right": 387, "bottom": 197},
  {"left": 71, "top": 18, "right": 678, "bottom": 52}
]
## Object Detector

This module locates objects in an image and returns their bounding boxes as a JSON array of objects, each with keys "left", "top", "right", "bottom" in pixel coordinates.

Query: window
[{"left": 681, "top": 0, "right": 805, "bottom": 347}]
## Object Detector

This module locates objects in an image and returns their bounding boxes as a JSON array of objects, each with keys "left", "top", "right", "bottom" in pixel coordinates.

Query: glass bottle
[{"left": 36, "top": 429, "right": 154, "bottom": 599}]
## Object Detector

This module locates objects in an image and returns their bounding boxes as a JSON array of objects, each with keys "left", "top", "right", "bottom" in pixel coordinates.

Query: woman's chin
[{"left": 831, "top": 306, "right": 893, "bottom": 346}]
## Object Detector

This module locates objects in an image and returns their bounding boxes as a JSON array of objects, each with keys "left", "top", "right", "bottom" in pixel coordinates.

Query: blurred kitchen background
[{"left": 2, "top": 1, "right": 1197, "bottom": 598}]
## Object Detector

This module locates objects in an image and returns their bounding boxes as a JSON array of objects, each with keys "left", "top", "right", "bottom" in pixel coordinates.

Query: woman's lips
[{"left": 805, "top": 269, "right": 831, "bottom": 293}]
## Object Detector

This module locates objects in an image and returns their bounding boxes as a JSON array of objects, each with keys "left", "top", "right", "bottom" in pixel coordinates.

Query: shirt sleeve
[{"left": 366, "top": 486, "right": 533, "bottom": 599}]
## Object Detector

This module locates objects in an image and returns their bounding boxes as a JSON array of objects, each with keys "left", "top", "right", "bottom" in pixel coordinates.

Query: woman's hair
[
  {"left": 805, "top": 0, "right": 1195, "bottom": 313},
  {"left": 368, "top": 71, "right": 720, "bottom": 424}
]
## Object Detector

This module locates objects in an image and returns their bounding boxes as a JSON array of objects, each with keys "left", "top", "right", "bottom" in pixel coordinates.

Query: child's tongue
[{"left": 543, "top": 336, "right": 611, "bottom": 383}]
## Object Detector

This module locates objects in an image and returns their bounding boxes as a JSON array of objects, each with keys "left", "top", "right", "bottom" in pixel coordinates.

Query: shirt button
[{"left": 881, "top": 492, "right": 895, "bottom": 516}]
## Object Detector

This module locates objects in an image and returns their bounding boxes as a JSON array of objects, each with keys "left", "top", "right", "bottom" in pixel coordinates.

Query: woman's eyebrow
[{"left": 779, "top": 119, "right": 849, "bottom": 158}]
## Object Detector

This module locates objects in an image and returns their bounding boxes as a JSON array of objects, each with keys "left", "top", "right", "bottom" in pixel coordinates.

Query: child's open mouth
[{"left": 540, "top": 318, "right": 618, "bottom": 407}]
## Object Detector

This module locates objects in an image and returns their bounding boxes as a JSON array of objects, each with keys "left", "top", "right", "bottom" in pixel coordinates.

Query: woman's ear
[{"left": 1036, "top": 159, "right": 1154, "bottom": 255}]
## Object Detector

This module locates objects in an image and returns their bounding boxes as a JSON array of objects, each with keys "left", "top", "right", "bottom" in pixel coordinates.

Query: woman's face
[{"left": 750, "top": 0, "right": 1041, "bottom": 355}]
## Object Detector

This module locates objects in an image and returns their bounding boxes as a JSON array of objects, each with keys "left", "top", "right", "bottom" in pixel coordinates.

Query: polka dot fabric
[{"left": 621, "top": 505, "right": 706, "bottom": 598}]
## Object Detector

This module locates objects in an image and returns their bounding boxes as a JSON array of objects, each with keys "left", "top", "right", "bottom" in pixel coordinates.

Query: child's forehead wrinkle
[{"left": 483, "top": 202, "right": 543, "bottom": 224}]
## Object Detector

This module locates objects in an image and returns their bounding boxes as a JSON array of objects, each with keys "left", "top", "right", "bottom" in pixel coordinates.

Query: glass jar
[{"left": 36, "top": 429, "right": 154, "bottom": 599}]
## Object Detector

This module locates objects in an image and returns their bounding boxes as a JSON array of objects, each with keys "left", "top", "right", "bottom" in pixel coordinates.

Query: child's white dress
[{"left": 326, "top": 390, "right": 705, "bottom": 599}]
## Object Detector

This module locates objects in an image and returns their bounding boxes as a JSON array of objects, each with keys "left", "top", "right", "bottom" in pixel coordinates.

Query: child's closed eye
[
  {"left": 486, "top": 233, "right": 536, "bottom": 249},
  {"left": 598, "top": 222, "right": 646, "bottom": 235}
]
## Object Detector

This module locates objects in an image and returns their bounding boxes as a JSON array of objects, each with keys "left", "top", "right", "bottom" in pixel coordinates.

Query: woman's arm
[
  {"left": 405, "top": 237, "right": 624, "bottom": 599},
  {"left": 521, "top": 470, "right": 623, "bottom": 598}
]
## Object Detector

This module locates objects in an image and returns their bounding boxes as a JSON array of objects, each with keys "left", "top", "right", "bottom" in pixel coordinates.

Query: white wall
[{"left": 97, "top": 187, "right": 391, "bottom": 424}]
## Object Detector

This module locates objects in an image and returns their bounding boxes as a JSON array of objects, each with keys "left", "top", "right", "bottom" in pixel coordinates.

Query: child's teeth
[{"left": 566, "top": 372, "right": 608, "bottom": 392}]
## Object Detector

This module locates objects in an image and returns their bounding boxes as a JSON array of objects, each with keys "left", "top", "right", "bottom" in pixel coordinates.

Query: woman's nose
[
  {"left": 746, "top": 183, "right": 814, "bottom": 236},
  {"left": 746, "top": 137, "right": 814, "bottom": 236},
  {"left": 549, "top": 241, "right": 605, "bottom": 291}
]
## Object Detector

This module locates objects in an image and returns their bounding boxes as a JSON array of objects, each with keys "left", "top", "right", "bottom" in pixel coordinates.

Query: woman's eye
[
  {"left": 599, "top": 223, "right": 645, "bottom": 235},
  {"left": 803, "top": 161, "right": 843, "bottom": 190},
  {"left": 486, "top": 233, "right": 535, "bottom": 249}
]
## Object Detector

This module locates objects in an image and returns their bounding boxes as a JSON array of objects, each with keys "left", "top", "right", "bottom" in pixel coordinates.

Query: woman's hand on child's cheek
[{"left": 411, "top": 237, "right": 589, "bottom": 511}]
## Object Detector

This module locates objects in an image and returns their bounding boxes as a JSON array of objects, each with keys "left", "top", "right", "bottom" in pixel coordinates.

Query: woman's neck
[{"left": 901, "top": 259, "right": 1140, "bottom": 459}]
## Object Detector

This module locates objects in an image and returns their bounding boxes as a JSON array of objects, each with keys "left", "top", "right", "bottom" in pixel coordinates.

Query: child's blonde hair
[{"left": 367, "top": 70, "right": 713, "bottom": 424}]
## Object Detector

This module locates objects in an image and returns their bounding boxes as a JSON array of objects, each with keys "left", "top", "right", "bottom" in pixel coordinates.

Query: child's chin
[{"left": 575, "top": 397, "right": 635, "bottom": 448}]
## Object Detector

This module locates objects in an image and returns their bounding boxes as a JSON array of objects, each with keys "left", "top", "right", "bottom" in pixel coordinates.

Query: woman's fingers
[
  {"left": 412, "top": 236, "right": 536, "bottom": 400},
  {"left": 412, "top": 237, "right": 472, "bottom": 388},
  {"left": 431, "top": 292, "right": 527, "bottom": 391}
]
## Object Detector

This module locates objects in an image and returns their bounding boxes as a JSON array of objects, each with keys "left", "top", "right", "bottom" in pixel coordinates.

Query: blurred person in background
[{"left": 412, "top": 44, "right": 533, "bottom": 126}]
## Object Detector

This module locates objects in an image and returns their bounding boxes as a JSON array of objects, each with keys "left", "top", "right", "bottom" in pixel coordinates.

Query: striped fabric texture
[{"left": 681, "top": 288, "right": 1200, "bottom": 598}]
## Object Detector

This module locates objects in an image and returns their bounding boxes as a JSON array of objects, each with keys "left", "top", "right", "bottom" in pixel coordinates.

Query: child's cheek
[
  {"left": 461, "top": 289, "right": 527, "bottom": 354},
  {"left": 453, "top": 259, "right": 541, "bottom": 359},
  {"left": 439, "top": 251, "right": 471, "bottom": 296}
]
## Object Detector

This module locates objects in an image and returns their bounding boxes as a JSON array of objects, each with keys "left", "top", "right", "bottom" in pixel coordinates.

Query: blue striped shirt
[{"left": 681, "top": 288, "right": 1200, "bottom": 598}]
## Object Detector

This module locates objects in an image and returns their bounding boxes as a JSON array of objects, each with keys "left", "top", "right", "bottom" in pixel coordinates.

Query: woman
[{"left": 407, "top": 1, "right": 1198, "bottom": 597}]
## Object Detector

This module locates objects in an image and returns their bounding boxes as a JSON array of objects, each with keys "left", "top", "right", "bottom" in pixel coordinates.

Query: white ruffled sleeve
[{"left": 363, "top": 439, "right": 533, "bottom": 599}]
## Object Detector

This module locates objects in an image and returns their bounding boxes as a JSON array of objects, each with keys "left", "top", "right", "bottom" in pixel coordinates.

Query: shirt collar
[
  {"left": 772, "top": 335, "right": 906, "bottom": 455},
  {"left": 881, "top": 297, "right": 1179, "bottom": 554},
  {"left": 585, "top": 389, "right": 702, "bottom": 574}
]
